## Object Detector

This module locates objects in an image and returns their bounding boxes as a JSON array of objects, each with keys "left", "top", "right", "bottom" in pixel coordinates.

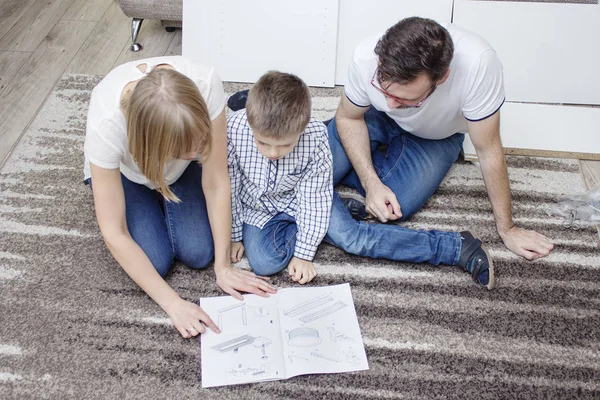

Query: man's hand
[
  {"left": 500, "top": 225, "right": 554, "bottom": 260},
  {"left": 288, "top": 257, "right": 317, "bottom": 284},
  {"left": 215, "top": 265, "right": 277, "bottom": 300},
  {"left": 364, "top": 180, "right": 402, "bottom": 222},
  {"left": 164, "top": 297, "right": 220, "bottom": 338},
  {"left": 466, "top": 113, "right": 554, "bottom": 261},
  {"left": 230, "top": 241, "right": 244, "bottom": 263}
]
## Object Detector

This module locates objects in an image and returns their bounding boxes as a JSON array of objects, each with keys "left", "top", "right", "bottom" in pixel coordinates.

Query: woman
[{"left": 84, "top": 56, "right": 276, "bottom": 338}]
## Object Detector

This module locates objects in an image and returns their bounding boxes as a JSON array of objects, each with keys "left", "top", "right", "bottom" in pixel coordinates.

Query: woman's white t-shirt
[{"left": 83, "top": 56, "right": 226, "bottom": 188}]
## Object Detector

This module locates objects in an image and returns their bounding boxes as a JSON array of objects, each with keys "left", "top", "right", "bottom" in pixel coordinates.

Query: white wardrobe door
[
  {"left": 183, "top": 0, "right": 339, "bottom": 87},
  {"left": 334, "top": 0, "right": 454, "bottom": 85},
  {"left": 462, "top": 103, "right": 600, "bottom": 158},
  {"left": 453, "top": 0, "right": 600, "bottom": 105}
]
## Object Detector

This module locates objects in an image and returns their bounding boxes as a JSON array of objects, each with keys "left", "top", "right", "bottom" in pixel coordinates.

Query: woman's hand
[
  {"left": 230, "top": 241, "right": 245, "bottom": 263},
  {"left": 165, "top": 298, "right": 220, "bottom": 338},
  {"left": 215, "top": 265, "right": 277, "bottom": 300}
]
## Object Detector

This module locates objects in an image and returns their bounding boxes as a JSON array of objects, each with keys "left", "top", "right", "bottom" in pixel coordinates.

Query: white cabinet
[
  {"left": 453, "top": 0, "right": 600, "bottom": 105},
  {"left": 183, "top": 0, "right": 452, "bottom": 86},
  {"left": 454, "top": 0, "right": 600, "bottom": 157},
  {"left": 183, "top": 0, "right": 339, "bottom": 87},
  {"left": 183, "top": 0, "right": 600, "bottom": 156}
]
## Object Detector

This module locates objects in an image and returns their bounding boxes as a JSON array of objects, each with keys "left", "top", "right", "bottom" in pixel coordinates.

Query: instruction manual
[{"left": 199, "top": 283, "right": 369, "bottom": 387}]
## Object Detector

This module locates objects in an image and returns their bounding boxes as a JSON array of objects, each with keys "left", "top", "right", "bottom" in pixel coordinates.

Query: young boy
[{"left": 227, "top": 71, "right": 333, "bottom": 284}]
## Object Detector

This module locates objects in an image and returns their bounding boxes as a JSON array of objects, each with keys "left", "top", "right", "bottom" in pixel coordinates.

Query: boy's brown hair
[{"left": 246, "top": 71, "right": 311, "bottom": 138}]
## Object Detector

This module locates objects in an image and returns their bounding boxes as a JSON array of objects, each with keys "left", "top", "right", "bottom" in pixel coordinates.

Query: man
[{"left": 327, "top": 17, "right": 554, "bottom": 271}]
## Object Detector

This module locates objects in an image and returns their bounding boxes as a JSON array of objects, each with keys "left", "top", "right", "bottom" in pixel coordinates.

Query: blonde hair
[
  {"left": 246, "top": 71, "right": 311, "bottom": 138},
  {"left": 126, "top": 68, "right": 212, "bottom": 202}
]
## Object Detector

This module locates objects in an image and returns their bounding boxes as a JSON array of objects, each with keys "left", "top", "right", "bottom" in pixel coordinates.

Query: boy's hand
[
  {"left": 230, "top": 241, "right": 245, "bottom": 263},
  {"left": 288, "top": 257, "right": 317, "bottom": 284}
]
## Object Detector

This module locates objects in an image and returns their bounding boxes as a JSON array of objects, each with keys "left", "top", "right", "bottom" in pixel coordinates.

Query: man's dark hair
[{"left": 374, "top": 17, "right": 454, "bottom": 85}]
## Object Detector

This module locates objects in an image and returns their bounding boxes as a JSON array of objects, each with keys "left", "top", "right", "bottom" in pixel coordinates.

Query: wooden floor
[
  {"left": 0, "top": 0, "right": 181, "bottom": 166},
  {"left": 0, "top": 0, "right": 598, "bottom": 196}
]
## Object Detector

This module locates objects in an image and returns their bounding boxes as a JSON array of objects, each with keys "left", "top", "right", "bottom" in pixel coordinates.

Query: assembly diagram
[
  {"left": 226, "top": 363, "right": 270, "bottom": 381},
  {"left": 200, "top": 283, "right": 369, "bottom": 388},
  {"left": 288, "top": 327, "right": 322, "bottom": 347},
  {"left": 216, "top": 302, "right": 247, "bottom": 331},
  {"left": 212, "top": 334, "right": 272, "bottom": 358},
  {"left": 328, "top": 326, "right": 354, "bottom": 343},
  {"left": 283, "top": 294, "right": 348, "bottom": 323}
]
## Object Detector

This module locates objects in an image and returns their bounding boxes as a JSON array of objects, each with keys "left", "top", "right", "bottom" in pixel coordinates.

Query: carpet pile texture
[{"left": 0, "top": 75, "right": 599, "bottom": 399}]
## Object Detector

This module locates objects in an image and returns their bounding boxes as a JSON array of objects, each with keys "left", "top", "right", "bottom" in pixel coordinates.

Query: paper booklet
[{"left": 200, "top": 283, "right": 369, "bottom": 388}]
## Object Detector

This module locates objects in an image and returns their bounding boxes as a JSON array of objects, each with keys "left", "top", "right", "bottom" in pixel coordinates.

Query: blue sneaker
[
  {"left": 458, "top": 231, "right": 495, "bottom": 290},
  {"left": 227, "top": 89, "right": 249, "bottom": 111}
]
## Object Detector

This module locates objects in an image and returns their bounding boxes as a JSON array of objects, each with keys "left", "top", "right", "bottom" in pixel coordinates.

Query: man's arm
[
  {"left": 335, "top": 95, "right": 402, "bottom": 221},
  {"left": 467, "top": 111, "right": 554, "bottom": 260}
]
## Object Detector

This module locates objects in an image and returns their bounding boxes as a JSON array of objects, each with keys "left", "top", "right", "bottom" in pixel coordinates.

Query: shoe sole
[
  {"left": 480, "top": 243, "right": 495, "bottom": 290},
  {"left": 467, "top": 229, "right": 495, "bottom": 290},
  {"left": 337, "top": 191, "right": 366, "bottom": 202},
  {"left": 337, "top": 191, "right": 378, "bottom": 221}
]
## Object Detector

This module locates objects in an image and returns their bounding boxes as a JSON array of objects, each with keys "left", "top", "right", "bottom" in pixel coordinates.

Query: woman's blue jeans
[
  {"left": 324, "top": 108, "right": 464, "bottom": 266},
  {"left": 87, "top": 162, "right": 214, "bottom": 277}
]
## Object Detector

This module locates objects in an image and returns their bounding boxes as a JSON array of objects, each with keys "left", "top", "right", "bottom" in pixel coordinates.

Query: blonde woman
[{"left": 84, "top": 56, "right": 276, "bottom": 338}]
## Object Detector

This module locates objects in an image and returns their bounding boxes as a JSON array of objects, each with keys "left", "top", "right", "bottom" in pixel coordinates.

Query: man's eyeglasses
[{"left": 370, "top": 71, "right": 436, "bottom": 108}]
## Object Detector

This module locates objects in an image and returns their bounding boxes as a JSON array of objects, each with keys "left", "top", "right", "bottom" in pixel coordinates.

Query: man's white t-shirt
[
  {"left": 345, "top": 24, "right": 505, "bottom": 140},
  {"left": 83, "top": 56, "right": 226, "bottom": 188}
]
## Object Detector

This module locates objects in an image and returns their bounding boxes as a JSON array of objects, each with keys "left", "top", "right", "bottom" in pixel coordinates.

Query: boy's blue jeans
[
  {"left": 87, "top": 162, "right": 214, "bottom": 277},
  {"left": 324, "top": 107, "right": 464, "bottom": 266},
  {"left": 242, "top": 213, "right": 298, "bottom": 276}
]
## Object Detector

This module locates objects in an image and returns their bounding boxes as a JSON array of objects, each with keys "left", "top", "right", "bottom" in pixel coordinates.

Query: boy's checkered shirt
[{"left": 227, "top": 109, "right": 333, "bottom": 261}]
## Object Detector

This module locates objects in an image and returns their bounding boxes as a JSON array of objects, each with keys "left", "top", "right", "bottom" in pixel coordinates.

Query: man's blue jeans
[
  {"left": 324, "top": 107, "right": 464, "bottom": 266},
  {"left": 87, "top": 162, "right": 214, "bottom": 277},
  {"left": 242, "top": 213, "right": 298, "bottom": 276}
]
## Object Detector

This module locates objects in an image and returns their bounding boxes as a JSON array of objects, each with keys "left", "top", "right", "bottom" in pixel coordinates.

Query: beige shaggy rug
[{"left": 0, "top": 74, "right": 599, "bottom": 399}]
